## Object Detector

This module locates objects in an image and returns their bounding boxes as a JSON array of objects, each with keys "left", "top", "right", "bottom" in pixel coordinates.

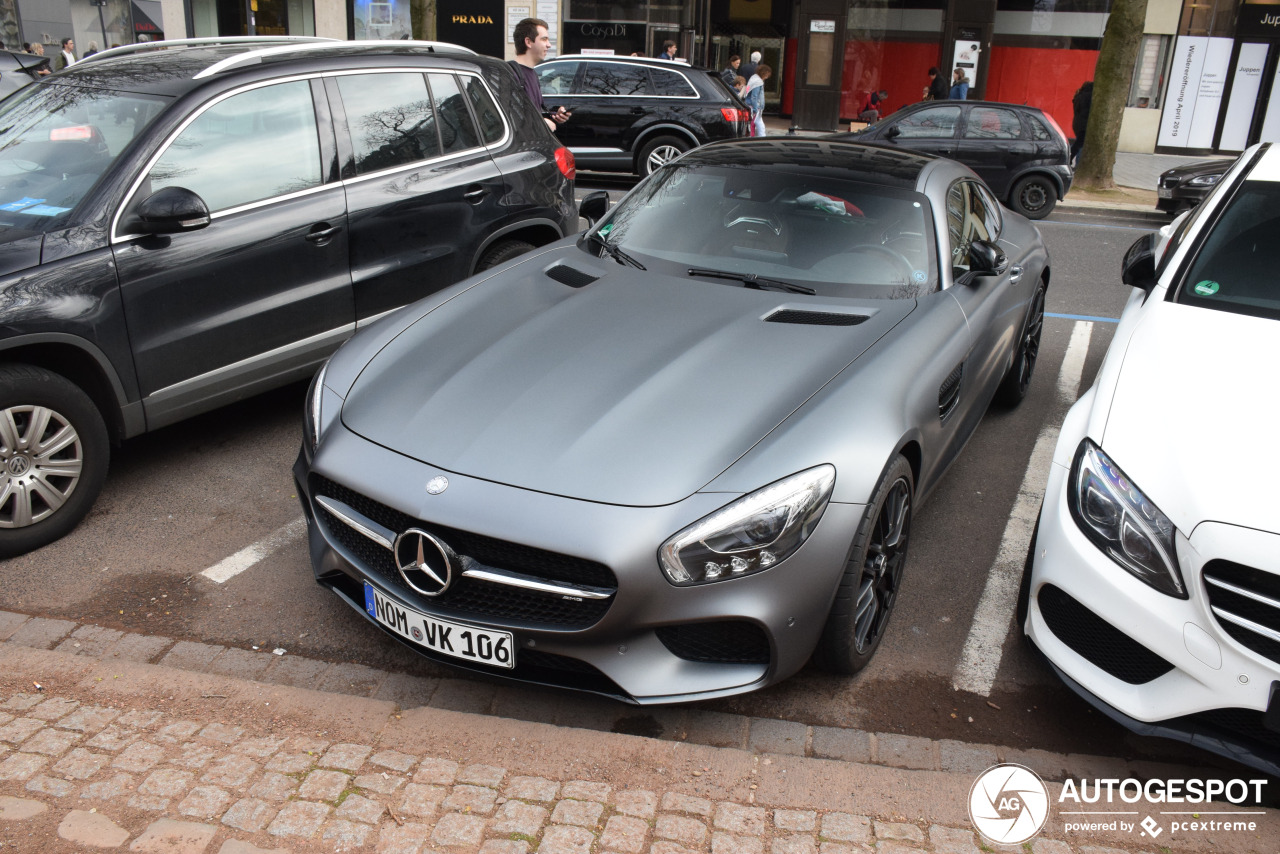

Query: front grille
[
  {"left": 656, "top": 621, "right": 771, "bottom": 665},
  {"left": 1203, "top": 560, "right": 1280, "bottom": 666},
  {"left": 312, "top": 475, "right": 615, "bottom": 630},
  {"left": 1038, "top": 584, "right": 1175, "bottom": 684}
]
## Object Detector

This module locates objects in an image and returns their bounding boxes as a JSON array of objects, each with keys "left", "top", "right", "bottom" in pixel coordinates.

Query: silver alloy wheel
[
  {"left": 646, "top": 143, "right": 684, "bottom": 173},
  {"left": 0, "top": 404, "right": 84, "bottom": 528}
]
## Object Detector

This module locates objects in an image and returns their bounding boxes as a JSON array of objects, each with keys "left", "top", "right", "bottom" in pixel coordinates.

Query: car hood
[
  {"left": 1161, "top": 158, "right": 1231, "bottom": 183},
  {"left": 342, "top": 252, "right": 913, "bottom": 506},
  {"left": 1101, "top": 301, "right": 1279, "bottom": 535}
]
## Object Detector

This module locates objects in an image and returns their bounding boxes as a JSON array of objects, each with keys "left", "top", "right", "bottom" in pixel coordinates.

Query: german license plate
[
  {"left": 365, "top": 583, "right": 515, "bottom": 669},
  {"left": 1158, "top": 186, "right": 1172, "bottom": 198}
]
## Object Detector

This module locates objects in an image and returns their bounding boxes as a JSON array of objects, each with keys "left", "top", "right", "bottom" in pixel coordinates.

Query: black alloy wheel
[
  {"left": 814, "top": 455, "right": 914, "bottom": 674},
  {"left": 995, "top": 281, "right": 1045, "bottom": 407}
]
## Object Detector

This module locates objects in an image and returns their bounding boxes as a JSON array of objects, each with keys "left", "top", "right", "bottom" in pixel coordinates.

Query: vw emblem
[
  {"left": 426, "top": 476, "right": 449, "bottom": 495},
  {"left": 6, "top": 455, "right": 30, "bottom": 477},
  {"left": 393, "top": 528, "right": 456, "bottom": 597}
]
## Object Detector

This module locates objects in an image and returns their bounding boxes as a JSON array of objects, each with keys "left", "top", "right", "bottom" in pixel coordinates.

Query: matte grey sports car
[{"left": 293, "top": 139, "right": 1050, "bottom": 704}]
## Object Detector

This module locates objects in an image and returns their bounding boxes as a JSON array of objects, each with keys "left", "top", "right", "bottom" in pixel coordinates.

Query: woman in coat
[{"left": 744, "top": 64, "right": 771, "bottom": 137}]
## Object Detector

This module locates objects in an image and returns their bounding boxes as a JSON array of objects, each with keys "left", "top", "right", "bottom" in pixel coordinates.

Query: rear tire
[
  {"left": 637, "top": 135, "right": 689, "bottom": 178},
  {"left": 814, "top": 456, "right": 914, "bottom": 674},
  {"left": 476, "top": 239, "right": 536, "bottom": 272},
  {"left": 0, "top": 364, "right": 109, "bottom": 557},
  {"left": 994, "top": 280, "right": 1045, "bottom": 408},
  {"left": 1008, "top": 175, "right": 1057, "bottom": 220}
]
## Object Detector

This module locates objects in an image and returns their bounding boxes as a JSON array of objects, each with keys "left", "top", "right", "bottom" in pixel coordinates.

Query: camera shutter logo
[{"left": 968, "top": 764, "right": 1050, "bottom": 844}]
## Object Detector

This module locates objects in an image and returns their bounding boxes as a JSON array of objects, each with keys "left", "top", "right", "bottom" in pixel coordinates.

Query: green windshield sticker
[
  {"left": 598, "top": 223, "right": 614, "bottom": 237},
  {"left": 1193, "top": 280, "right": 1220, "bottom": 296}
]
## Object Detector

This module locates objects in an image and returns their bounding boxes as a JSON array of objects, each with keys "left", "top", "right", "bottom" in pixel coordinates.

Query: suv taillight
[
  {"left": 721, "top": 107, "right": 749, "bottom": 123},
  {"left": 555, "top": 147, "right": 576, "bottom": 180}
]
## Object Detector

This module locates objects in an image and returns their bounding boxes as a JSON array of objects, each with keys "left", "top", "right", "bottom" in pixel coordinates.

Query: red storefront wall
[{"left": 782, "top": 40, "right": 1098, "bottom": 132}]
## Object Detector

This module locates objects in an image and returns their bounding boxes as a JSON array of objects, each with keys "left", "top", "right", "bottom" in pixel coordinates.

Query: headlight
[
  {"left": 1067, "top": 440, "right": 1185, "bottom": 598},
  {"left": 1188, "top": 174, "right": 1221, "bottom": 187},
  {"left": 303, "top": 361, "right": 329, "bottom": 453},
  {"left": 659, "top": 465, "right": 835, "bottom": 586}
]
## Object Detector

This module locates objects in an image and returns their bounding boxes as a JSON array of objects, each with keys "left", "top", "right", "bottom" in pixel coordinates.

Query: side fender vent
[
  {"left": 765, "top": 309, "right": 868, "bottom": 326},
  {"left": 938, "top": 361, "right": 964, "bottom": 421},
  {"left": 546, "top": 265, "right": 599, "bottom": 288}
]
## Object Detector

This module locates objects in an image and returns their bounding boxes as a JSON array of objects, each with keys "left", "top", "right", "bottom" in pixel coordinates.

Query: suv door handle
[
  {"left": 305, "top": 223, "right": 341, "bottom": 244},
  {"left": 630, "top": 107, "right": 644, "bottom": 115},
  {"left": 463, "top": 186, "right": 487, "bottom": 203}
]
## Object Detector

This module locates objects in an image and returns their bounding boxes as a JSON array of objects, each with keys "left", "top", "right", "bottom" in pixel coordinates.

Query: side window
[
  {"left": 945, "top": 181, "right": 967, "bottom": 272},
  {"left": 973, "top": 182, "right": 1003, "bottom": 238},
  {"left": 536, "top": 61, "right": 578, "bottom": 96},
  {"left": 428, "top": 73, "right": 481, "bottom": 153},
  {"left": 579, "top": 62, "right": 650, "bottom": 96},
  {"left": 893, "top": 105, "right": 961, "bottom": 139},
  {"left": 1027, "top": 114, "right": 1053, "bottom": 141},
  {"left": 650, "top": 68, "right": 695, "bottom": 97},
  {"left": 147, "top": 81, "right": 321, "bottom": 213},
  {"left": 963, "top": 106, "right": 1023, "bottom": 140},
  {"left": 462, "top": 75, "right": 503, "bottom": 144},
  {"left": 966, "top": 182, "right": 992, "bottom": 243},
  {"left": 337, "top": 72, "right": 440, "bottom": 175}
]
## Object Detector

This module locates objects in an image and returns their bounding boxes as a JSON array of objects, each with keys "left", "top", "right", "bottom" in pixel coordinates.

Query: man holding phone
[{"left": 510, "top": 18, "right": 571, "bottom": 132}]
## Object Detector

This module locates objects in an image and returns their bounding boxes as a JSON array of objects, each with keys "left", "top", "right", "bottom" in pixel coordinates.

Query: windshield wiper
[
  {"left": 687, "top": 267, "right": 816, "bottom": 295},
  {"left": 591, "top": 234, "right": 646, "bottom": 270}
]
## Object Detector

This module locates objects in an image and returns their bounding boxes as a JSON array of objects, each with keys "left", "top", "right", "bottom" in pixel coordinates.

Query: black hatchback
[
  {"left": 535, "top": 55, "right": 750, "bottom": 177},
  {"left": 0, "top": 37, "right": 577, "bottom": 556},
  {"left": 830, "top": 100, "right": 1073, "bottom": 219}
]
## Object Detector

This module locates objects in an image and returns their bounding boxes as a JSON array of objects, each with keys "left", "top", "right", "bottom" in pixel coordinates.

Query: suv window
[
  {"left": 895, "top": 105, "right": 960, "bottom": 139},
  {"left": 580, "top": 62, "right": 650, "bottom": 96},
  {"left": 338, "top": 72, "right": 441, "bottom": 175},
  {"left": 428, "top": 73, "right": 481, "bottom": 153},
  {"left": 537, "top": 61, "right": 578, "bottom": 97},
  {"left": 650, "top": 67, "right": 695, "bottom": 97},
  {"left": 0, "top": 84, "right": 167, "bottom": 228},
  {"left": 963, "top": 107, "right": 1023, "bottom": 140},
  {"left": 148, "top": 81, "right": 321, "bottom": 212},
  {"left": 463, "top": 76, "right": 504, "bottom": 144}
]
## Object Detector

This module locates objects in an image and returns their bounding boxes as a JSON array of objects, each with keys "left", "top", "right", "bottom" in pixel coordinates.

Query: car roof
[
  {"left": 682, "top": 138, "right": 935, "bottom": 188},
  {"left": 542, "top": 54, "right": 713, "bottom": 72},
  {"left": 897, "top": 99, "right": 1045, "bottom": 115},
  {"left": 49, "top": 39, "right": 486, "bottom": 99}
]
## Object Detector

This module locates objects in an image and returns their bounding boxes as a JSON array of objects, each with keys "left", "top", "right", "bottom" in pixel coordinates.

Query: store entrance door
[{"left": 791, "top": 0, "right": 845, "bottom": 130}]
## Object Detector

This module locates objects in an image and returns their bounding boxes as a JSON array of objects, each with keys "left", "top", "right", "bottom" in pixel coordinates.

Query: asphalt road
[{"left": 1, "top": 181, "right": 1211, "bottom": 771}]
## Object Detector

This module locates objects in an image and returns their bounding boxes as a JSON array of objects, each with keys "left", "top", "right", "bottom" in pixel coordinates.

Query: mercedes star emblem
[
  {"left": 426, "top": 476, "right": 449, "bottom": 495},
  {"left": 393, "top": 528, "right": 456, "bottom": 597}
]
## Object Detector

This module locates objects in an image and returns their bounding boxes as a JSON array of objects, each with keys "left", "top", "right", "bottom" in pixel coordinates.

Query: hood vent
[
  {"left": 765, "top": 309, "right": 868, "bottom": 326},
  {"left": 546, "top": 265, "right": 599, "bottom": 288}
]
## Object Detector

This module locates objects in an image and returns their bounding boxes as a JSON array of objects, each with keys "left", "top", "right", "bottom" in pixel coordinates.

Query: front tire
[
  {"left": 0, "top": 365, "right": 109, "bottom": 557},
  {"left": 637, "top": 135, "right": 689, "bottom": 178},
  {"left": 994, "top": 280, "right": 1045, "bottom": 407},
  {"left": 1008, "top": 175, "right": 1058, "bottom": 220},
  {"left": 476, "top": 239, "right": 536, "bottom": 272},
  {"left": 814, "top": 456, "right": 914, "bottom": 674}
]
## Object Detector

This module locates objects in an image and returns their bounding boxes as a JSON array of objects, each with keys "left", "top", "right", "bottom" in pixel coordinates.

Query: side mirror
[
  {"left": 127, "top": 186, "right": 211, "bottom": 235},
  {"left": 1121, "top": 232, "right": 1160, "bottom": 293},
  {"left": 882, "top": 124, "right": 901, "bottom": 139},
  {"left": 968, "top": 239, "right": 1008, "bottom": 277},
  {"left": 578, "top": 191, "right": 609, "bottom": 227}
]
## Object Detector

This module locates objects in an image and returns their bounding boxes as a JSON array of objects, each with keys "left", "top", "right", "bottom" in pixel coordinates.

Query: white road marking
[
  {"left": 951, "top": 320, "right": 1094, "bottom": 696},
  {"left": 201, "top": 517, "right": 308, "bottom": 584}
]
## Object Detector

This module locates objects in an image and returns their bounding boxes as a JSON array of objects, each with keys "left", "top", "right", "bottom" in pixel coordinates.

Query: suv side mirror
[
  {"left": 1121, "top": 232, "right": 1160, "bottom": 293},
  {"left": 128, "top": 186, "right": 211, "bottom": 235},
  {"left": 579, "top": 191, "right": 609, "bottom": 227}
]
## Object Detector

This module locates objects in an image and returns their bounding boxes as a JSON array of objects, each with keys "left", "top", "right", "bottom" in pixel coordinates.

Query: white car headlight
[
  {"left": 1068, "top": 440, "right": 1186, "bottom": 598},
  {"left": 659, "top": 465, "right": 835, "bottom": 586}
]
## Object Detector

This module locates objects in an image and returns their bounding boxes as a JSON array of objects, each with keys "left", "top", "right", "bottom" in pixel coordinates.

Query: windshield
[
  {"left": 591, "top": 163, "right": 937, "bottom": 299},
  {"left": 1178, "top": 181, "right": 1280, "bottom": 320},
  {"left": 0, "top": 83, "right": 168, "bottom": 230}
]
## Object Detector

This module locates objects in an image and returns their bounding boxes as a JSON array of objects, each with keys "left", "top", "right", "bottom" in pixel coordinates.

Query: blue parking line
[{"left": 1047, "top": 312, "right": 1120, "bottom": 324}]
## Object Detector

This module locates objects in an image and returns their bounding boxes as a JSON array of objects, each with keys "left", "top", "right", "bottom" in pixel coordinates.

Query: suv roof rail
[
  {"left": 550, "top": 54, "right": 692, "bottom": 66},
  {"left": 78, "top": 36, "right": 336, "bottom": 66},
  {"left": 193, "top": 39, "right": 478, "bottom": 80}
]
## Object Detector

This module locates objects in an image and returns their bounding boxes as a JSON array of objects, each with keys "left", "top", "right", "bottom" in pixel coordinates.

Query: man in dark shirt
[{"left": 511, "top": 18, "right": 570, "bottom": 132}]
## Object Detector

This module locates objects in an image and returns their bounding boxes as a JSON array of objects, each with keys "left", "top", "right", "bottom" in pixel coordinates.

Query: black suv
[
  {"left": 831, "top": 100, "right": 1073, "bottom": 219},
  {"left": 0, "top": 38, "right": 578, "bottom": 556},
  {"left": 535, "top": 55, "right": 750, "bottom": 177}
]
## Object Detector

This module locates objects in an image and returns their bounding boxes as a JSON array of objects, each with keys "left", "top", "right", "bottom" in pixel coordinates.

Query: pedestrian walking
[
  {"left": 745, "top": 64, "right": 770, "bottom": 137},
  {"left": 657, "top": 40, "right": 676, "bottom": 60},
  {"left": 84, "top": 41, "right": 99, "bottom": 58},
  {"left": 739, "top": 50, "right": 761, "bottom": 82},
  {"left": 949, "top": 68, "right": 969, "bottom": 100},
  {"left": 1071, "top": 81, "right": 1093, "bottom": 166},
  {"left": 55, "top": 38, "right": 76, "bottom": 70},
  {"left": 509, "top": 18, "right": 570, "bottom": 133},
  {"left": 923, "top": 66, "right": 948, "bottom": 101},
  {"left": 720, "top": 55, "right": 740, "bottom": 88}
]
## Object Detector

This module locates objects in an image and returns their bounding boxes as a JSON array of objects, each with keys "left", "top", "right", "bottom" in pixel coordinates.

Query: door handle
[
  {"left": 630, "top": 107, "right": 645, "bottom": 115},
  {"left": 1009, "top": 265, "right": 1024, "bottom": 284},
  {"left": 305, "top": 224, "right": 341, "bottom": 244},
  {"left": 463, "top": 187, "right": 487, "bottom": 202}
]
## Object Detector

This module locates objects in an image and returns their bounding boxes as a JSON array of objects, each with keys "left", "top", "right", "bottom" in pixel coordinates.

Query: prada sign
[
  {"left": 1236, "top": 4, "right": 1280, "bottom": 39},
  {"left": 436, "top": 0, "right": 505, "bottom": 55}
]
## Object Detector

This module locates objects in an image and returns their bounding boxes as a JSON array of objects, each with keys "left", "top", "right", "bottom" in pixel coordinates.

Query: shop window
[{"left": 1128, "top": 34, "right": 1171, "bottom": 109}]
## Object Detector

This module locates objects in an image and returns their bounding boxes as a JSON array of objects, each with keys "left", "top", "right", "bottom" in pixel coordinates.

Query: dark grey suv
[
  {"left": 831, "top": 100, "right": 1073, "bottom": 219},
  {"left": 535, "top": 55, "right": 750, "bottom": 177},
  {"left": 0, "top": 37, "right": 578, "bottom": 556}
]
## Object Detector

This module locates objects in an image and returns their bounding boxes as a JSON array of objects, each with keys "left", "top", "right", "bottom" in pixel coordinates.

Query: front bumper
[
  {"left": 1156, "top": 181, "right": 1210, "bottom": 213},
  {"left": 294, "top": 422, "right": 861, "bottom": 704},
  {"left": 1026, "top": 450, "right": 1280, "bottom": 774}
]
